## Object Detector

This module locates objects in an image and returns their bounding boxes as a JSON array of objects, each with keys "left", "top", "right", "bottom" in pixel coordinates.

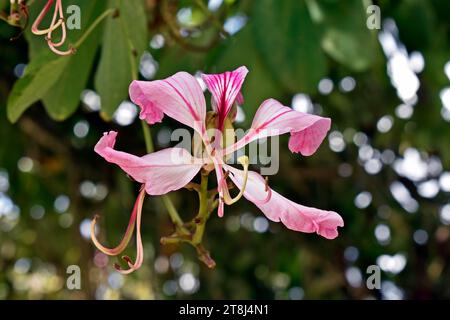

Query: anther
[{"left": 122, "top": 255, "right": 133, "bottom": 264}]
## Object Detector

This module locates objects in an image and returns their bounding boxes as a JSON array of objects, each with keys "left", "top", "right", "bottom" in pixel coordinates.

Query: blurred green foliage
[{"left": 0, "top": 0, "right": 450, "bottom": 299}]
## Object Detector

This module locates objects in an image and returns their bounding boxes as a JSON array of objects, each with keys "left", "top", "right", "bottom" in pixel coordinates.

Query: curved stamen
[
  {"left": 90, "top": 187, "right": 145, "bottom": 257},
  {"left": 32, "top": 18, "right": 63, "bottom": 35},
  {"left": 47, "top": 18, "right": 66, "bottom": 47},
  {"left": 225, "top": 166, "right": 272, "bottom": 205},
  {"left": 47, "top": 41, "right": 75, "bottom": 55},
  {"left": 47, "top": 0, "right": 66, "bottom": 46},
  {"left": 31, "top": 0, "right": 64, "bottom": 35},
  {"left": 222, "top": 156, "right": 249, "bottom": 205},
  {"left": 113, "top": 188, "right": 146, "bottom": 274},
  {"left": 31, "top": 0, "right": 73, "bottom": 56}
]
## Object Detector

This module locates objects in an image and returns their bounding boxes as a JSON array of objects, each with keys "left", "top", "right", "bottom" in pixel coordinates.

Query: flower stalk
[{"left": 192, "top": 172, "right": 209, "bottom": 245}]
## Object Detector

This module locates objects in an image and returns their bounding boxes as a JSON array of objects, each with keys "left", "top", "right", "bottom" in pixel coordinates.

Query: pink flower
[{"left": 92, "top": 66, "right": 343, "bottom": 273}]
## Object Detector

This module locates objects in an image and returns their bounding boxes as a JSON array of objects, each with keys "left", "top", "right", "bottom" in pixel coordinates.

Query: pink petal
[
  {"left": 95, "top": 131, "right": 203, "bottom": 195},
  {"left": 222, "top": 99, "right": 331, "bottom": 157},
  {"left": 202, "top": 66, "right": 248, "bottom": 129},
  {"left": 236, "top": 92, "right": 244, "bottom": 105},
  {"left": 129, "top": 72, "right": 206, "bottom": 134},
  {"left": 224, "top": 165, "right": 344, "bottom": 239}
]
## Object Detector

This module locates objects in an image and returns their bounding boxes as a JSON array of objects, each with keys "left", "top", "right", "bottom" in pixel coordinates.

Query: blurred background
[{"left": 0, "top": 0, "right": 449, "bottom": 299}]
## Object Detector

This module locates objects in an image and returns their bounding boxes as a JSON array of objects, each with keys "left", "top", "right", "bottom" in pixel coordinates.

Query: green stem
[
  {"left": 161, "top": 194, "right": 185, "bottom": 230},
  {"left": 140, "top": 120, "right": 154, "bottom": 152},
  {"left": 192, "top": 173, "right": 209, "bottom": 244},
  {"left": 74, "top": 8, "right": 117, "bottom": 48}
]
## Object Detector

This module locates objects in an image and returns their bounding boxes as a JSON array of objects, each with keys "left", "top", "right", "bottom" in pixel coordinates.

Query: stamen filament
[
  {"left": 114, "top": 187, "right": 146, "bottom": 274},
  {"left": 31, "top": 19, "right": 63, "bottom": 35},
  {"left": 48, "top": 19, "right": 66, "bottom": 47},
  {"left": 47, "top": 41, "right": 74, "bottom": 55},
  {"left": 90, "top": 187, "right": 145, "bottom": 257},
  {"left": 31, "top": 0, "right": 59, "bottom": 35},
  {"left": 47, "top": 0, "right": 66, "bottom": 46},
  {"left": 222, "top": 156, "right": 249, "bottom": 205}
]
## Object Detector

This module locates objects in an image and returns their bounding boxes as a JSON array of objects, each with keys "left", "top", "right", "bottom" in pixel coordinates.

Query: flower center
[{"left": 193, "top": 111, "right": 236, "bottom": 165}]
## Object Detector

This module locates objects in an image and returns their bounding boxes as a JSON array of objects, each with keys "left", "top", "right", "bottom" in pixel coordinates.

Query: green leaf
[
  {"left": 118, "top": 0, "right": 148, "bottom": 56},
  {"left": 252, "top": 0, "right": 327, "bottom": 93},
  {"left": 41, "top": 34, "right": 100, "bottom": 120},
  {"left": 306, "top": 0, "right": 377, "bottom": 71},
  {"left": 7, "top": 53, "right": 70, "bottom": 123},
  {"left": 394, "top": 0, "right": 435, "bottom": 52},
  {"left": 94, "top": 0, "right": 148, "bottom": 118}
]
